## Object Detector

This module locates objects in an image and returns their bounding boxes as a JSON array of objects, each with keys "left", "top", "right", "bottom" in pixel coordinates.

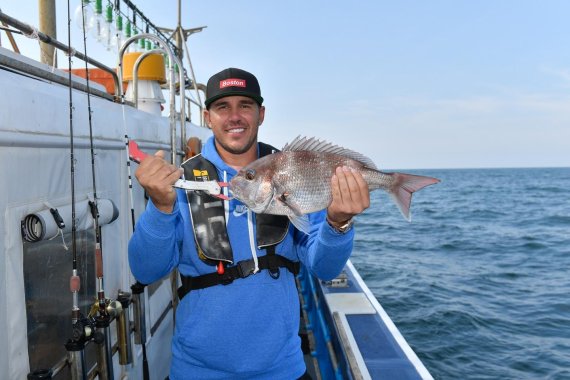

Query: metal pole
[
  {"left": 0, "top": 20, "right": 22, "bottom": 53},
  {"left": 176, "top": 0, "right": 183, "bottom": 63},
  {"left": 38, "top": 0, "right": 57, "bottom": 66}
]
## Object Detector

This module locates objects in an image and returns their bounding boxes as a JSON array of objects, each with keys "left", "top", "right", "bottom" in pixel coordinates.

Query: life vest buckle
[{"left": 237, "top": 260, "right": 256, "bottom": 279}]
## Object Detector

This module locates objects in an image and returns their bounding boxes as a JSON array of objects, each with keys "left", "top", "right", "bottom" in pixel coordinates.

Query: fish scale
[{"left": 274, "top": 151, "right": 356, "bottom": 214}]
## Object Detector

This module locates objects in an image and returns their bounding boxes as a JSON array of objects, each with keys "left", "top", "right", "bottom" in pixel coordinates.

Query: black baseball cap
[{"left": 205, "top": 68, "right": 264, "bottom": 108}]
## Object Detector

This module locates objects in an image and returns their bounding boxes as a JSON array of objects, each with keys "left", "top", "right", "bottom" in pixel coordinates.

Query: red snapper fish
[{"left": 229, "top": 136, "right": 440, "bottom": 233}]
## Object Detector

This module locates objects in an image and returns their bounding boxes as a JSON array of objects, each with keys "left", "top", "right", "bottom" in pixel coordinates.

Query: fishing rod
[
  {"left": 80, "top": 2, "right": 137, "bottom": 377},
  {"left": 77, "top": 2, "right": 115, "bottom": 378},
  {"left": 63, "top": 1, "right": 93, "bottom": 379}
]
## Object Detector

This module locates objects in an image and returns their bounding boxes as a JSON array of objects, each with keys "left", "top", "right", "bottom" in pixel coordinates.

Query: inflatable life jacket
[{"left": 178, "top": 142, "right": 299, "bottom": 299}]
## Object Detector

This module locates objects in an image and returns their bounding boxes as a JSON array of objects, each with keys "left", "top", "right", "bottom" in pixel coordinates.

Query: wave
[{"left": 354, "top": 168, "right": 570, "bottom": 379}]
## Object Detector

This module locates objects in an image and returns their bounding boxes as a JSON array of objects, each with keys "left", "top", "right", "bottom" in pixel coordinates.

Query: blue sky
[{"left": 2, "top": 1, "right": 570, "bottom": 169}]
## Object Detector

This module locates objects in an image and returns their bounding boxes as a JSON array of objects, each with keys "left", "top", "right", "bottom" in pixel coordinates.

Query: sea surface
[{"left": 350, "top": 167, "right": 570, "bottom": 380}]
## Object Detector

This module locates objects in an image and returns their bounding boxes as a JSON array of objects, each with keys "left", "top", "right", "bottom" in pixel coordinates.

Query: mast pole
[
  {"left": 177, "top": 0, "right": 183, "bottom": 62},
  {"left": 38, "top": 0, "right": 57, "bottom": 66}
]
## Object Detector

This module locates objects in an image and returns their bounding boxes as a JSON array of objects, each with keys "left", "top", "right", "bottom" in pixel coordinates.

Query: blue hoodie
[{"left": 129, "top": 136, "right": 354, "bottom": 379}]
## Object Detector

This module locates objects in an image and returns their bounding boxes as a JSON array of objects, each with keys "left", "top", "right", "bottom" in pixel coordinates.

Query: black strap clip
[
  {"left": 266, "top": 246, "right": 280, "bottom": 279},
  {"left": 267, "top": 255, "right": 281, "bottom": 279},
  {"left": 237, "top": 259, "right": 256, "bottom": 279},
  {"left": 220, "top": 259, "right": 256, "bottom": 286}
]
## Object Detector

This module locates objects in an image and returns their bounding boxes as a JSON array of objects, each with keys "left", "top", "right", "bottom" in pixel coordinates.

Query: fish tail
[{"left": 383, "top": 172, "right": 440, "bottom": 221}]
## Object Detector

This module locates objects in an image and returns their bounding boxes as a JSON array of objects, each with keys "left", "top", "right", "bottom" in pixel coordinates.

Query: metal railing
[{"left": 0, "top": 9, "right": 120, "bottom": 99}]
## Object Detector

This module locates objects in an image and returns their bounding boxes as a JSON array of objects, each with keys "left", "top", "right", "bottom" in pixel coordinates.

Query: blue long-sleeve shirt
[{"left": 128, "top": 137, "right": 354, "bottom": 379}]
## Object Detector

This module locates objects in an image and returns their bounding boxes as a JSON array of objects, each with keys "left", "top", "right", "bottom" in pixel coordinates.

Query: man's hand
[
  {"left": 327, "top": 166, "right": 370, "bottom": 228},
  {"left": 135, "top": 150, "right": 183, "bottom": 213}
]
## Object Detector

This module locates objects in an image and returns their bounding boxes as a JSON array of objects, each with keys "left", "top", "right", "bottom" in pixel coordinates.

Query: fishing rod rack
[{"left": 1, "top": 4, "right": 209, "bottom": 378}]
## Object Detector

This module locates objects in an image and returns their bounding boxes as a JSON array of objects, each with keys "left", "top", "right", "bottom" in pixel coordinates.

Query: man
[{"left": 128, "top": 67, "right": 370, "bottom": 379}]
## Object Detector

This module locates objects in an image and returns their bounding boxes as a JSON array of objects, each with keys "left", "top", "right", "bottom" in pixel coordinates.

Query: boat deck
[{"left": 299, "top": 261, "right": 432, "bottom": 379}]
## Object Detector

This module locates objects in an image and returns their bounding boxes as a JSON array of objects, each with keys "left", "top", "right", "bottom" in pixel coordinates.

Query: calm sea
[{"left": 350, "top": 167, "right": 570, "bottom": 380}]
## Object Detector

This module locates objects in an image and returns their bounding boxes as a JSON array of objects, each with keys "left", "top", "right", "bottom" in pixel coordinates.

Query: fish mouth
[{"left": 227, "top": 180, "right": 242, "bottom": 202}]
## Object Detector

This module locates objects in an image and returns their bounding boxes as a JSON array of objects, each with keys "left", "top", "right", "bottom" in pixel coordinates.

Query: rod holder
[
  {"left": 131, "top": 282, "right": 147, "bottom": 345},
  {"left": 65, "top": 337, "right": 87, "bottom": 380},
  {"left": 64, "top": 314, "right": 94, "bottom": 380},
  {"left": 95, "top": 338, "right": 110, "bottom": 380},
  {"left": 94, "top": 311, "right": 114, "bottom": 380},
  {"left": 27, "top": 368, "right": 53, "bottom": 379},
  {"left": 117, "top": 291, "right": 133, "bottom": 365}
]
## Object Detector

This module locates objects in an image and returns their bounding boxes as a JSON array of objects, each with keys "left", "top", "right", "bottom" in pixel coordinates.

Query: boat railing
[
  {"left": 298, "top": 266, "right": 344, "bottom": 380},
  {"left": 0, "top": 9, "right": 120, "bottom": 99},
  {"left": 0, "top": 8, "right": 208, "bottom": 155},
  {"left": 118, "top": 33, "right": 186, "bottom": 165},
  {"left": 185, "top": 92, "right": 206, "bottom": 127},
  {"left": 332, "top": 312, "right": 367, "bottom": 380}
]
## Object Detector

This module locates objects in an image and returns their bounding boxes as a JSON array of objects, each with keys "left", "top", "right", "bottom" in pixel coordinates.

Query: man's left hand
[{"left": 327, "top": 166, "right": 370, "bottom": 227}]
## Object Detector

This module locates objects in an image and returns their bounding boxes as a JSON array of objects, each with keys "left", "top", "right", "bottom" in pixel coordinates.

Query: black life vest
[{"left": 178, "top": 142, "right": 299, "bottom": 299}]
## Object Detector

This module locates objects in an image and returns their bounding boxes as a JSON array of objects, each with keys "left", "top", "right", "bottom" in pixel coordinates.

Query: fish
[{"left": 230, "top": 136, "right": 440, "bottom": 234}]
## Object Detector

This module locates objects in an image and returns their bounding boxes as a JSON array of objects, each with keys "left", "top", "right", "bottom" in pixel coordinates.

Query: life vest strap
[{"left": 178, "top": 255, "right": 300, "bottom": 299}]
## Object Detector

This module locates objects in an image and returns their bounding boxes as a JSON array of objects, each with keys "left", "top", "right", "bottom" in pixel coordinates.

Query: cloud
[
  {"left": 539, "top": 65, "right": 570, "bottom": 88},
  {"left": 295, "top": 89, "right": 570, "bottom": 169}
]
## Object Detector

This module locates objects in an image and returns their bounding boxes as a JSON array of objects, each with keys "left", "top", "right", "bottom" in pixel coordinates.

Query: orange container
[{"left": 69, "top": 68, "right": 126, "bottom": 95}]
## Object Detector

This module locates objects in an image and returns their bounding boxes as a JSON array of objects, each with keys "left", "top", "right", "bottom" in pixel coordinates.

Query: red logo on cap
[{"left": 220, "top": 78, "right": 246, "bottom": 89}]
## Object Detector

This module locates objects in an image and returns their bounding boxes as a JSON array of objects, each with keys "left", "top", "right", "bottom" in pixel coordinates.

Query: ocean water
[{"left": 350, "top": 167, "right": 570, "bottom": 380}]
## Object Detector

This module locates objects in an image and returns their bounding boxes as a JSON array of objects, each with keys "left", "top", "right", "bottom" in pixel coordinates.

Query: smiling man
[
  {"left": 128, "top": 67, "right": 370, "bottom": 379},
  {"left": 203, "top": 68, "right": 265, "bottom": 166}
]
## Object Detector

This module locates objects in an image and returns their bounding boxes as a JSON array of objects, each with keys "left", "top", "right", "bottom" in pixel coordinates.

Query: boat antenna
[{"left": 78, "top": 1, "right": 115, "bottom": 379}]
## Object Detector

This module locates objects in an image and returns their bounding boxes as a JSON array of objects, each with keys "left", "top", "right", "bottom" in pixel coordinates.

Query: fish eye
[{"left": 245, "top": 169, "right": 256, "bottom": 181}]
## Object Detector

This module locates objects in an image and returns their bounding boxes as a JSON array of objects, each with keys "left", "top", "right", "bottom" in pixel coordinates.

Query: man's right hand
[{"left": 135, "top": 150, "right": 183, "bottom": 213}]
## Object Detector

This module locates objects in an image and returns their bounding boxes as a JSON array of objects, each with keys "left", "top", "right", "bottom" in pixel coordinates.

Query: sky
[{"left": 1, "top": 0, "right": 570, "bottom": 169}]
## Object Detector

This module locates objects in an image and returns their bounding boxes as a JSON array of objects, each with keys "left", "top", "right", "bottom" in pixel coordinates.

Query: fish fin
[
  {"left": 282, "top": 136, "right": 377, "bottom": 169},
  {"left": 386, "top": 172, "right": 440, "bottom": 221},
  {"left": 276, "top": 191, "right": 312, "bottom": 234},
  {"left": 276, "top": 192, "right": 304, "bottom": 217},
  {"left": 288, "top": 215, "right": 311, "bottom": 234}
]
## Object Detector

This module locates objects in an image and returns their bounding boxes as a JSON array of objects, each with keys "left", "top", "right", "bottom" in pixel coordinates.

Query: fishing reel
[
  {"left": 87, "top": 293, "right": 134, "bottom": 365},
  {"left": 64, "top": 313, "right": 100, "bottom": 380},
  {"left": 65, "top": 313, "right": 97, "bottom": 350}
]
